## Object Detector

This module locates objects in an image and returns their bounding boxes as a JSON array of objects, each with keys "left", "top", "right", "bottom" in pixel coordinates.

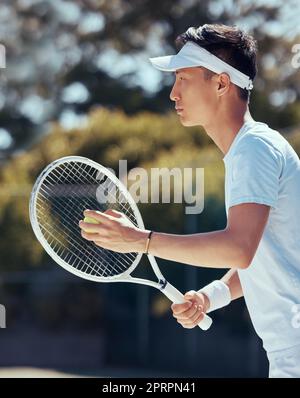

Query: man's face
[{"left": 170, "top": 67, "right": 217, "bottom": 127}]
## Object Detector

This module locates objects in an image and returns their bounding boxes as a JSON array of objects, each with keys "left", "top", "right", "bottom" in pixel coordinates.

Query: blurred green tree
[{"left": 0, "top": 0, "right": 299, "bottom": 157}]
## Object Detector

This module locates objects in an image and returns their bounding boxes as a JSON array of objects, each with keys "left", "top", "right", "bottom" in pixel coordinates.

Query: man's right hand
[{"left": 171, "top": 290, "right": 210, "bottom": 329}]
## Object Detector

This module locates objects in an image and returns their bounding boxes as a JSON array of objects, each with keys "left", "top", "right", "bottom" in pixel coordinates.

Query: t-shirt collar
[{"left": 223, "top": 120, "right": 257, "bottom": 162}]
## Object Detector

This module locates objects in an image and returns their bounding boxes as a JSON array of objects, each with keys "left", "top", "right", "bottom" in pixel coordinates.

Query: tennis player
[{"left": 80, "top": 24, "right": 300, "bottom": 377}]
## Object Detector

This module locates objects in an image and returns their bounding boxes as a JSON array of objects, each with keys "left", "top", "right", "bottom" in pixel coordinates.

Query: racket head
[{"left": 29, "top": 156, "right": 144, "bottom": 282}]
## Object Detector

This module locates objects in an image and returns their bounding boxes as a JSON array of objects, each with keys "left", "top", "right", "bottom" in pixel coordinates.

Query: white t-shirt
[{"left": 223, "top": 120, "right": 300, "bottom": 355}]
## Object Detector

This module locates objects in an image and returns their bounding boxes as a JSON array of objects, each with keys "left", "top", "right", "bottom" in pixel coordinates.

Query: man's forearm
[
  {"left": 221, "top": 269, "right": 244, "bottom": 300},
  {"left": 197, "top": 270, "right": 243, "bottom": 313},
  {"left": 147, "top": 229, "right": 250, "bottom": 269}
]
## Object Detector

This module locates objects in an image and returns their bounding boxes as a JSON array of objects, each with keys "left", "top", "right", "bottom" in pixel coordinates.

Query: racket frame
[{"left": 30, "top": 156, "right": 212, "bottom": 330}]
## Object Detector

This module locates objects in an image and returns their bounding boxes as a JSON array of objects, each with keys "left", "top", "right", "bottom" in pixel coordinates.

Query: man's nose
[{"left": 170, "top": 83, "right": 180, "bottom": 102}]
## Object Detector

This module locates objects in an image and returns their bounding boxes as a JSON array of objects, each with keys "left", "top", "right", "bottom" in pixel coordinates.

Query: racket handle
[{"left": 162, "top": 282, "right": 213, "bottom": 331}]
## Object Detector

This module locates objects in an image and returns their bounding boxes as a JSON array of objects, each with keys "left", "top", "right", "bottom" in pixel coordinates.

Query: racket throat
[
  {"left": 159, "top": 280, "right": 186, "bottom": 304},
  {"left": 158, "top": 279, "right": 167, "bottom": 290}
]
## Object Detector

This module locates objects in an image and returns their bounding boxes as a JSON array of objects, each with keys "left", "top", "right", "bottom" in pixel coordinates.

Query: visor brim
[{"left": 149, "top": 55, "right": 198, "bottom": 72}]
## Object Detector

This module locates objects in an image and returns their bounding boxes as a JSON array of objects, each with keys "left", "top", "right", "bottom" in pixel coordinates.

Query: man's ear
[{"left": 216, "top": 73, "right": 231, "bottom": 97}]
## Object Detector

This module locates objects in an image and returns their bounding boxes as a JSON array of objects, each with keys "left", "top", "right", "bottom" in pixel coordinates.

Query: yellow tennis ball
[
  {"left": 83, "top": 216, "right": 100, "bottom": 224},
  {"left": 81, "top": 216, "right": 101, "bottom": 233}
]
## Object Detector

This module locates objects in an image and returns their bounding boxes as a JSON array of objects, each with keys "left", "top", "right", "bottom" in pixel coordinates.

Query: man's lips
[{"left": 176, "top": 108, "right": 183, "bottom": 114}]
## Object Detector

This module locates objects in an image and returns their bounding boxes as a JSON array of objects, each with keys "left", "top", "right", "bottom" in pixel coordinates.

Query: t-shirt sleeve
[{"left": 227, "top": 136, "right": 283, "bottom": 209}]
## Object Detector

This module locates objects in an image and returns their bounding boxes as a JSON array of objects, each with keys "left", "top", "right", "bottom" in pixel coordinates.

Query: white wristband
[{"left": 198, "top": 280, "right": 231, "bottom": 313}]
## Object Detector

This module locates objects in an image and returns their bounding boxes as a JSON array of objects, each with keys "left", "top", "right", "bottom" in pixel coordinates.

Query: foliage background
[{"left": 0, "top": 0, "right": 299, "bottom": 377}]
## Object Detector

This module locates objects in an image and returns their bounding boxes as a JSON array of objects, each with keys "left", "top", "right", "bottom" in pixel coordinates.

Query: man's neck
[{"left": 204, "top": 106, "right": 254, "bottom": 155}]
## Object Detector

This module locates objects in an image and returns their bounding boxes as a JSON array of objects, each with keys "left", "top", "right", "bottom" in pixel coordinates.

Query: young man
[{"left": 80, "top": 24, "right": 300, "bottom": 377}]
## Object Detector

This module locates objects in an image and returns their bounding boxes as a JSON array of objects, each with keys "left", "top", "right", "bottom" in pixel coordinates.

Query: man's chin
[{"left": 180, "top": 118, "right": 198, "bottom": 127}]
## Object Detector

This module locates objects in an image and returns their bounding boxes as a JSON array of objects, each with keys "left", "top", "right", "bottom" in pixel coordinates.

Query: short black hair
[{"left": 175, "top": 24, "right": 258, "bottom": 101}]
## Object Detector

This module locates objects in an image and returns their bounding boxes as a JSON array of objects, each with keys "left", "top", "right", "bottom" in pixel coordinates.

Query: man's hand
[
  {"left": 171, "top": 290, "right": 210, "bottom": 329},
  {"left": 79, "top": 209, "right": 149, "bottom": 253}
]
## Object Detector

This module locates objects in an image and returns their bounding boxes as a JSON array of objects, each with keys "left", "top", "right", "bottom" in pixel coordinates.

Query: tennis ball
[
  {"left": 83, "top": 216, "right": 100, "bottom": 224},
  {"left": 81, "top": 216, "right": 101, "bottom": 233}
]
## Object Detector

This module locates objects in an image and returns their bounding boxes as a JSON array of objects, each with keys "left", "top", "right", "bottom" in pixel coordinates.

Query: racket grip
[{"left": 162, "top": 282, "right": 213, "bottom": 331}]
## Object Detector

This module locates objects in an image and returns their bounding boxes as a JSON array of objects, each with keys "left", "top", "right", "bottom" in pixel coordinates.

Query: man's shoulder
[{"left": 237, "top": 122, "right": 287, "bottom": 157}]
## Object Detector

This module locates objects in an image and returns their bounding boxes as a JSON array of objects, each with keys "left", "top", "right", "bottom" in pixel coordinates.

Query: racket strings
[
  {"left": 78, "top": 162, "right": 136, "bottom": 222},
  {"left": 52, "top": 162, "right": 136, "bottom": 224},
  {"left": 35, "top": 160, "right": 140, "bottom": 278},
  {"left": 36, "top": 192, "right": 128, "bottom": 277},
  {"left": 38, "top": 169, "right": 134, "bottom": 271},
  {"left": 39, "top": 165, "right": 134, "bottom": 275},
  {"left": 36, "top": 198, "right": 119, "bottom": 276}
]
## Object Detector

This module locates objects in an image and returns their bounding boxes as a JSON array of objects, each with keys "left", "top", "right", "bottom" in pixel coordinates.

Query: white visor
[{"left": 149, "top": 41, "right": 253, "bottom": 90}]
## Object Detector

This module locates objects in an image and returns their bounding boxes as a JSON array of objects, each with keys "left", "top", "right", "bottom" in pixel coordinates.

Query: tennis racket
[{"left": 29, "top": 156, "right": 212, "bottom": 330}]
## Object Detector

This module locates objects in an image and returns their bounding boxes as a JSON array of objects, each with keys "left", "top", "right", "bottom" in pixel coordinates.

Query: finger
[
  {"left": 179, "top": 321, "right": 197, "bottom": 329},
  {"left": 179, "top": 323, "right": 195, "bottom": 329},
  {"left": 194, "top": 311, "right": 205, "bottom": 324},
  {"left": 83, "top": 210, "right": 113, "bottom": 224},
  {"left": 171, "top": 301, "right": 193, "bottom": 315},
  {"left": 184, "top": 290, "right": 198, "bottom": 302},
  {"left": 176, "top": 318, "right": 197, "bottom": 329},
  {"left": 174, "top": 304, "right": 200, "bottom": 321},
  {"left": 104, "top": 209, "right": 123, "bottom": 218},
  {"left": 186, "top": 305, "right": 204, "bottom": 324},
  {"left": 79, "top": 221, "right": 106, "bottom": 233},
  {"left": 182, "top": 311, "right": 205, "bottom": 328},
  {"left": 81, "top": 231, "right": 104, "bottom": 241}
]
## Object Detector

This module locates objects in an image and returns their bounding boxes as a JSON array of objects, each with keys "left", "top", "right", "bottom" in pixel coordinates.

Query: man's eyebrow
[
  {"left": 175, "top": 70, "right": 188, "bottom": 75},
  {"left": 175, "top": 67, "right": 203, "bottom": 75}
]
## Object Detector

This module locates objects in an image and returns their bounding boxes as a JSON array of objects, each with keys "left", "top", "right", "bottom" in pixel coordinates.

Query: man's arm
[
  {"left": 171, "top": 269, "right": 243, "bottom": 327},
  {"left": 148, "top": 203, "right": 270, "bottom": 269},
  {"left": 221, "top": 269, "right": 243, "bottom": 301},
  {"left": 81, "top": 203, "right": 270, "bottom": 270}
]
